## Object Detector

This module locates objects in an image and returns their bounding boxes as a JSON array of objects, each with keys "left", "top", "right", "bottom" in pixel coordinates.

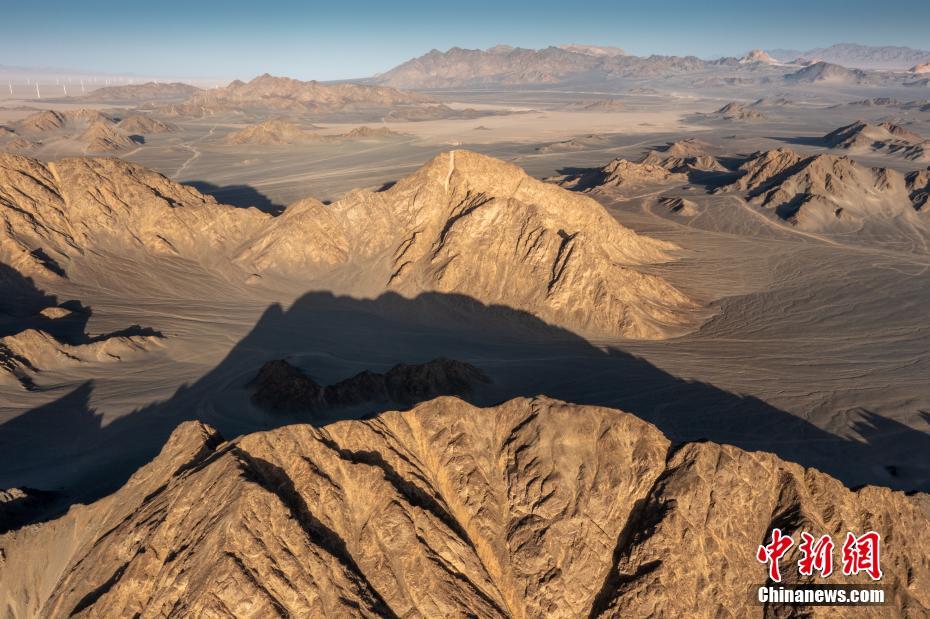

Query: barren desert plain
[{"left": 1, "top": 32, "right": 930, "bottom": 618}]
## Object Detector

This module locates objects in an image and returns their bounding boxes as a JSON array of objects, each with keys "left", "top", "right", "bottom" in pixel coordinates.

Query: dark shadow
[
  {"left": 553, "top": 166, "right": 610, "bottom": 191},
  {"left": 376, "top": 180, "right": 397, "bottom": 192},
  {"left": 0, "top": 261, "right": 162, "bottom": 347},
  {"left": 774, "top": 193, "right": 811, "bottom": 221},
  {"left": 0, "top": 262, "right": 58, "bottom": 325},
  {"left": 0, "top": 261, "right": 164, "bottom": 392},
  {"left": 182, "top": 181, "right": 285, "bottom": 215},
  {"left": 28, "top": 248, "right": 67, "bottom": 278},
  {"left": 3, "top": 290, "right": 930, "bottom": 531},
  {"left": 128, "top": 134, "right": 145, "bottom": 145},
  {"left": 0, "top": 487, "right": 58, "bottom": 534}
]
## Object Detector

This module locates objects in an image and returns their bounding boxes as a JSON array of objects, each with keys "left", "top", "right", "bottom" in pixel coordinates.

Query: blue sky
[{"left": 2, "top": 0, "right": 928, "bottom": 80}]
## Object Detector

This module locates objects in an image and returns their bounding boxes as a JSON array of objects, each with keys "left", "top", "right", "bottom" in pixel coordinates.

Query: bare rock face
[
  {"left": 0, "top": 150, "right": 696, "bottom": 339},
  {"left": 823, "top": 121, "right": 929, "bottom": 162},
  {"left": 0, "top": 152, "right": 267, "bottom": 278},
  {"left": 556, "top": 157, "right": 681, "bottom": 191},
  {"left": 1, "top": 397, "right": 927, "bottom": 618},
  {"left": 251, "top": 358, "right": 489, "bottom": 413},
  {"left": 14, "top": 109, "right": 111, "bottom": 135},
  {"left": 722, "top": 147, "right": 923, "bottom": 230},
  {"left": 340, "top": 125, "right": 403, "bottom": 140},
  {"left": 78, "top": 120, "right": 140, "bottom": 152},
  {"left": 116, "top": 115, "right": 178, "bottom": 134},
  {"left": 640, "top": 138, "right": 726, "bottom": 172},
  {"left": 242, "top": 150, "right": 698, "bottom": 339},
  {"left": 740, "top": 49, "right": 779, "bottom": 65},
  {"left": 556, "top": 139, "right": 724, "bottom": 192}
]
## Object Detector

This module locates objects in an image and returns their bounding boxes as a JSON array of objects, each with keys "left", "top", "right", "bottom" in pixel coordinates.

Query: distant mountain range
[
  {"left": 766, "top": 43, "right": 930, "bottom": 70},
  {"left": 369, "top": 43, "right": 927, "bottom": 89},
  {"left": 370, "top": 45, "right": 716, "bottom": 89}
]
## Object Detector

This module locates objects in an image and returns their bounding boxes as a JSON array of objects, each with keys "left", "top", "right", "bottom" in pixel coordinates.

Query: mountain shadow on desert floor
[{"left": 2, "top": 290, "right": 929, "bottom": 531}]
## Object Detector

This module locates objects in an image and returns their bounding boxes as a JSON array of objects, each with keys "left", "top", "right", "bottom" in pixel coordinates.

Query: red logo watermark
[{"left": 757, "top": 529, "right": 882, "bottom": 583}]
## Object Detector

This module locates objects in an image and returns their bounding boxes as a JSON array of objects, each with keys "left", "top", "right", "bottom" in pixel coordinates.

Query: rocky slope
[
  {"left": 0, "top": 153, "right": 265, "bottom": 280},
  {"left": 721, "top": 147, "right": 928, "bottom": 229},
  {"left": 78, "top": 120, "right": 140, "bottom": 152},
  {"left": 179, "top": 73, "right": 432, "bottom": 113},
  {"left": 823, "top": 121, "right": 929, "bottom": 162},
  {"left": 784, "top": 61, "right": 868, "bottom": 84},
  {"left": 239, "top": 150, "right": 696, "bottom": 338},
  {"left": 1, "top": 396, "right": 927, "bottom": 617},
  {"left": 13, "top": 109, "right": 110, "bottom": 134},
  {"left": 555, "top": 139, "right": 724, "bottom": 190},
  {"left": 0, "top": 150, "right": 696, "bottom": 339},
  {"left": 640, "top": 138, "right": 725, "bottom": 172},
  {"left": 224, "top": 118, "right": 324, "bottom": 145}
]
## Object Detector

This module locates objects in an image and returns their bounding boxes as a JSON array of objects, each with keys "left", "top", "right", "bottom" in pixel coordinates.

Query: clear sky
[{"left": 2, "top": 0, "right": 928, "bottom": 80}]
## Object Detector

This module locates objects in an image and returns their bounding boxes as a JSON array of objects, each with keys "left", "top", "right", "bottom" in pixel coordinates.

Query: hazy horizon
[{"left": 2, "top": 0, "right": 929, "bottom": 80}]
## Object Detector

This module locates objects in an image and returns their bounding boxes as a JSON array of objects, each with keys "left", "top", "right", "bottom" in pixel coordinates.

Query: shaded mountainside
[
  {"left": 1, "top": 397, "right": 927, "bottom": 617},
  {"left": 251, "top": 357, "right": 489, "bottom": 414},
  {"left": 0, "top": 150, "right": 697, "bottom": 339},
  {"left": 0, "top": 261, "right": 164, "bottom": 389}
]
